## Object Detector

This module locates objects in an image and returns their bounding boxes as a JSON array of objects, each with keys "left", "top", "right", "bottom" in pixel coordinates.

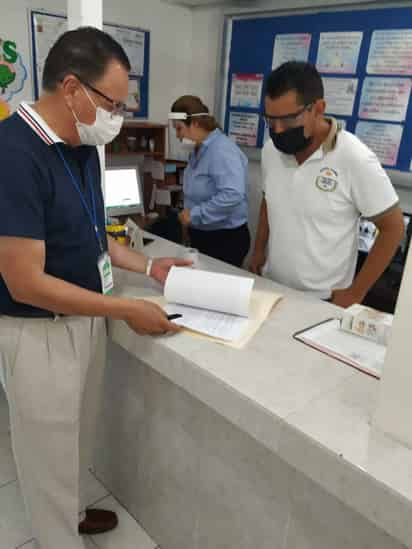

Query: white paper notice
[
  {"left": 230, "top": 74, "right": 263, "bottom": 108},
  {"left": 317, "top": 32, "right": 363, "bottom": 74},
  {"left": 356, "top": 121, "right": 403, "bottom": 167},
  {"left": 125, "top": 77, "right": 141, "bottom": 113},
  {"left": 358, "top": 77, "right": 412, "bottom": 122},
  {"left": 164, "top": 267, "right": 254, "bottom": 318},
  {"left": 367, "top": 30, "right": 412, "bottom": 76},
  {"left": 229, "top": 112, "right": 259, "bottom": 147},
  {"left": 323, "top": 77, "right": 358, "bottom": 116},
  {"left": 151, "top": 161, "right": 165, "bottom": 181},
  {"left": 33, "top": 14, "right": 67, "bottom": 94},
  {"left": 155, "top": 188, "right": 171, "bottom": 206},
  {"left": 104, "top": 25, "right": 145, "bottom": 76},
  {"left": 272, "top": 33, "right": 311, "bottom": 69}
]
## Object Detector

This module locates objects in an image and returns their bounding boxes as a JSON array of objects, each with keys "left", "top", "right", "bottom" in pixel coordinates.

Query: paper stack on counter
[
  {"left": 340, "top": 304, "right": 393, "bottom": 346},
  {"left": 149, "top": 267, "right": 282, "bottom": 348}
]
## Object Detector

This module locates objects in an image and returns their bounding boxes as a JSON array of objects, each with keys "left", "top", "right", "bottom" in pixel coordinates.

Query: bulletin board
[
  {"left": 30, "top": 10, "right": 150, "bottom": 118},
  {"left": 223, "top": 6, "right": 412, "bottom": 172}
]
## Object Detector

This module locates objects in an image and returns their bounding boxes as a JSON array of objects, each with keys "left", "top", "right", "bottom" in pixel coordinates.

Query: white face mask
[
  {"left": 72, "top": 86, "right": 123, "bottom": 146},
  {"left": 180, "top": 137, "right": 196, "bottom": 150}
]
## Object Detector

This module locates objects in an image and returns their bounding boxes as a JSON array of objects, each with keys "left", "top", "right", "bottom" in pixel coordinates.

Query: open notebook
[{"left": 127, "top": 267, "right": 282, "bottom": 349}]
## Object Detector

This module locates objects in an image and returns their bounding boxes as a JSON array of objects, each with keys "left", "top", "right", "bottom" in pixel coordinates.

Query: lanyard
[{"left": 55, "top": 145, "right": 104, "bottom": 253}]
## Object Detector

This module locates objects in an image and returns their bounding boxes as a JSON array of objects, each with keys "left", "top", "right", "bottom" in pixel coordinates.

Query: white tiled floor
[
  {"left": 17, "top": 538, "right": 97, "bottom": 549},
  {"left": 0, "top": 387, "right": 158, "bottom": 549}
]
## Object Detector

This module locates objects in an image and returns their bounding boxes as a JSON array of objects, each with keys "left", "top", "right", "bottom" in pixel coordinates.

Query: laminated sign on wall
[{"left": 0, "top": 36, "right": 28, "bottom": 119}]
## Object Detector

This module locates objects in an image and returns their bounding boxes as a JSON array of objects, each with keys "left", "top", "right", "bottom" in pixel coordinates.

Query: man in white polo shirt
[{"left": 250, "top": 62, "right": 404, "bottom": 308}]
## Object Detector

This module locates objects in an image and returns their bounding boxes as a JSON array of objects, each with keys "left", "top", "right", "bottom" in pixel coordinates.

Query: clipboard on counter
[{"left": 293, "top": 318, "right": 386, "bottom": 379}]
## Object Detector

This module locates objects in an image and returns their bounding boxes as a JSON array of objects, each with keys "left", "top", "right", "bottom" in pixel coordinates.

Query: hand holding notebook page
[
  {"left": 120, "top": 267, "right": 282, "bottom": 348},
  {"left": 163, "top": 267, "right": 254, "bottom": 341}
]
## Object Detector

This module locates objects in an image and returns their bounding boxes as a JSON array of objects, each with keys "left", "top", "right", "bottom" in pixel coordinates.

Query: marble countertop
[{"left": 110, "top": 235, "right": 412, "bottom": 548}]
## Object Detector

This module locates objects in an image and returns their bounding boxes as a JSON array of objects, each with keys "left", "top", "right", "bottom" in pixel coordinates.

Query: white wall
[
  {"left": 189, "top": 7, "right": 223, "bottom": 109},
  {"left": 103, "top": 0, "right": 193, "bottom": 123},
  {"left": 0, "top": 0, "right": 193, "bottom": 123}
]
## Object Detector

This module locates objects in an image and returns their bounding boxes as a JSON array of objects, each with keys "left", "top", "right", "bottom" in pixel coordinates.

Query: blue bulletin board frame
[
  {"left": 224, "top": 6, "right": 412, "bottom": 172},
  {"left": 30, "top": 10, "right": 150, "bottom": 119}
]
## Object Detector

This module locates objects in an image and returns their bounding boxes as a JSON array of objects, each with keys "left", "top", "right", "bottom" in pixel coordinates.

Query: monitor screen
[{"left": 105, "top": 166, "right": 144, "bottom": 216}]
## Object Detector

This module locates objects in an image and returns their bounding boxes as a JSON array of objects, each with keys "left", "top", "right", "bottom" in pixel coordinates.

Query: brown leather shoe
[{"left": 78, "top": 508, "right": 118, "bottom": 535}]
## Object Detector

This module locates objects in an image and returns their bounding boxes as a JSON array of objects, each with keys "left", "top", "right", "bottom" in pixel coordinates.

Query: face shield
[
  {"left": 168, "top": 112, "right": 213, "bottom": 157},
  {"left": 168, "top": 111, "right": 211, "bottom": 142},
  {"left": 168, "top": 112, "right": 190, "bottom": 144}
]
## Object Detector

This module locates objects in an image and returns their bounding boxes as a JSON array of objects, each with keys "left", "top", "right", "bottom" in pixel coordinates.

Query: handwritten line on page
[{"left": 164, "top": 303, "right": 250, "bottom": 341}]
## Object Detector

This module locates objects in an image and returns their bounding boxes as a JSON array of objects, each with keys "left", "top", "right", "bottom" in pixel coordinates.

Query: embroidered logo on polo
[{"left": 316, "top": 167, "right": 338, "bottom": 192}]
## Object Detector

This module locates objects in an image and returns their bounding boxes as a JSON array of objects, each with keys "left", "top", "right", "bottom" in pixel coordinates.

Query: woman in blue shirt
[{"left": 170, "top": 96, "right": 250, "bottom": 267}]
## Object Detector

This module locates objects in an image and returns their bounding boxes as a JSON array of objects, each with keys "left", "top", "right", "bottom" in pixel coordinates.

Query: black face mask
[{"left": 270, "top": 126, "right": 312, "bottom": 155}]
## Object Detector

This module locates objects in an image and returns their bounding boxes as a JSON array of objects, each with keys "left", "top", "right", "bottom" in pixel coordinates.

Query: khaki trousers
[{"left": 0, "top": 315, "right": 107, "bottom": 549}]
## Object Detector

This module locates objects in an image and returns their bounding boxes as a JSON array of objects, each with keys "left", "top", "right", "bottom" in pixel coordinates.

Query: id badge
[{"left": 98, "top": 252, "right": 114, "bottom": 295}]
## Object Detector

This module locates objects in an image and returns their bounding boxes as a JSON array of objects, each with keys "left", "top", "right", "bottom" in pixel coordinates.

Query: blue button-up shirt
[{"left": 184, "top": 129, "right": 248, "bottom": 231}]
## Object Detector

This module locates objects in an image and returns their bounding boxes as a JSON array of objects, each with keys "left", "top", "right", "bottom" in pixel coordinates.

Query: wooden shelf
[
  {"left": 107, "top": 151, "right": 164, "bottom": 159},
  {"left": 165, "top": 159, "right": 187, "bottom": 168},
  {"left": 106, "top": 121, "right": 167, "bottom": 160},
  {"left": 122, "top": 120, "right": 167, "bottom": 129}
]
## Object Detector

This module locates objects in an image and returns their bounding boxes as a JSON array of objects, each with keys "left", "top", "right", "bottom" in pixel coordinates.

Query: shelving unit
[
  {"left": 105, "top": 121, "right": 186, "bottom": 223},
  {"left": 106, "top": 121, "right": 167, "bottom": 158}
]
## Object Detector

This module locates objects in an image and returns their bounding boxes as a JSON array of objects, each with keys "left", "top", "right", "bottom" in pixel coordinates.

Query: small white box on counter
[{"left": 340, "top": 304, "right": 393, "bottom": 346}]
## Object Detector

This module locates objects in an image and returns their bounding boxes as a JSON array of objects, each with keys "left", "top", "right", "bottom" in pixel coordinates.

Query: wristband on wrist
[{"left": 145, "top": 257, "right": 153, "bottom": 277}]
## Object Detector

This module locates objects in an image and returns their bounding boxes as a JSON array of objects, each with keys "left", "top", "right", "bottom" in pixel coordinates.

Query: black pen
[{"left": 167, "top": 314, "right": 183, "bottom": 321}]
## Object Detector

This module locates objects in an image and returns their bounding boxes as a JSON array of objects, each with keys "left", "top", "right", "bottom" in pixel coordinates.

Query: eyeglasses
[
  {"left": 262, "top": 103, "right": 313, "bottom": 129},
  {"left": 74, "top": 75, "right": 127, "bottom": 117}
]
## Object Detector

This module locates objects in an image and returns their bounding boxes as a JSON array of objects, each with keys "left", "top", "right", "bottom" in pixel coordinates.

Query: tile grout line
[
  {"left": 85, "top": 492, "right": 111, "bottom": 509},
  {"left": 15, "top": 537, "right": 35, "bottom": 549},
  {"left": 89, "top": 469, "right": 159, "bottom": 548},
  {"left": 0, "top": 477, "right": 18, "bottom": 490},
  {"left": 88, "top": 535, "right": 100, "bottom": 549}
]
